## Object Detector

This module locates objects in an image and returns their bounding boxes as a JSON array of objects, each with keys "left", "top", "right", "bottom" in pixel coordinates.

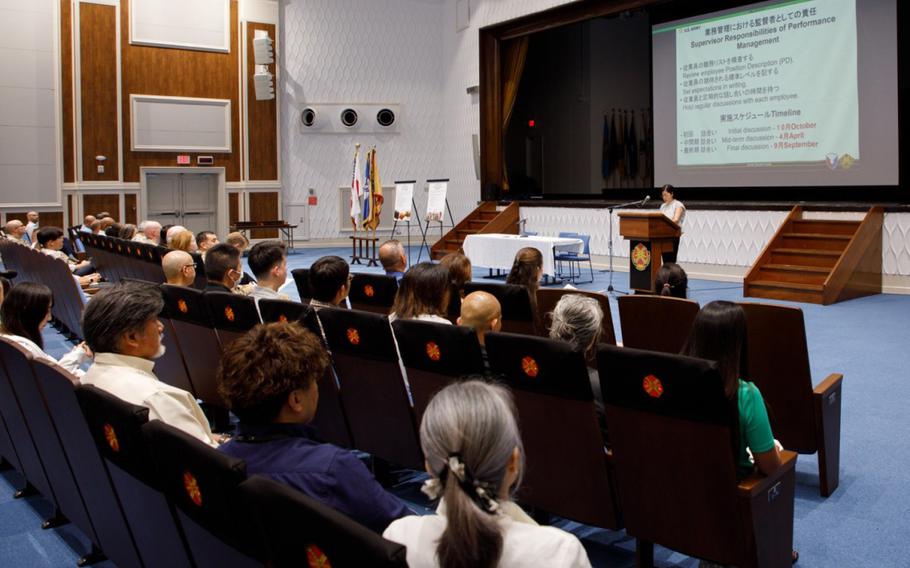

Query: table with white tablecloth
[{"left": 461, "top": 233, "right": 584, "bottom": 277}]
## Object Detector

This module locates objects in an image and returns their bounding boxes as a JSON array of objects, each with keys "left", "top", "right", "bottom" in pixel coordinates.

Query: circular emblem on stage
[
  {"left": 177, "top": 299, "right": 188, "bottom": 314},
  {"left": 346, "top": 327, "right": 360, "bottom": 345},
  {"left": 425, "top": 341, "right": 441, "bottom": 362},
  {"left": 224, "top": 306, "right": 235, "bottom": 322},
  {"left": 363, "top": 284, "right": 375, "bottom": 298},
  {"left": 631, "top": 243, "right": 651, "bottom": 272},
  {"left": 643, "top": 374, "right": 664, "bottom": 399},
  {"left": 278, "top": 314, "right": 288, "bottom": 323},
  {"left": 103, "top": 423, "right": 120, "bottom": 453},
  {"left": 305, "top": 544, "right": 332, "bottom": 568},
  {"left": 521, "top": 356, "right": 539, "bottom": 378},
  {"left": 183, "top": 471, "right": 203, "bottom": 507}
]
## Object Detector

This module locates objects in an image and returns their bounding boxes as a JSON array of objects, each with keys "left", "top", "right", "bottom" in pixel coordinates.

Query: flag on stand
[
  {"left": 362, "top": 147, "right": 384, "bottom": 231},
  {"left": 350, "top": 145, "right": 363, "bottom": 229}
]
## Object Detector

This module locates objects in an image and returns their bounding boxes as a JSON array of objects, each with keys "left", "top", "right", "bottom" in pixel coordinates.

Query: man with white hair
[
  {"left": 80, "top": 215, "right": 95, "bottom": 233},
  {"left": 133, "top": 220, "right": 162, "bottom": 244},
  {"left": 3, "top": 220, "right": 28, "bottom": 244}
]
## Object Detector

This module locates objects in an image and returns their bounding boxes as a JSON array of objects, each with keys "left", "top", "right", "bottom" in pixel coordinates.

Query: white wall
[{"left": 0, "top": 0, "right": 61, "bottom": 208}]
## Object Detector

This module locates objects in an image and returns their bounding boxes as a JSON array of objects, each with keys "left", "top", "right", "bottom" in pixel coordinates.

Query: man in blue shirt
[{"left": 218, "top": 321, "right": 411, "bottom": 533}]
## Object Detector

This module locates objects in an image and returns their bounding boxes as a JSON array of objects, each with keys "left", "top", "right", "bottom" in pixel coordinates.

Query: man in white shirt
[
  {"left": 25, "top": 211, "right": 39, "bottom": 243},
  {"left": 248, "top": 240, "right": 290, "bottom": 303},
  {"left": 3, "top": 220, "right": 28, "bottom": 243},
  {"left": 81, "top": 281, "right": 219, "bottom": 447},
  {"left": 133, "top": 220, "right": 162, "bottom": 244}
]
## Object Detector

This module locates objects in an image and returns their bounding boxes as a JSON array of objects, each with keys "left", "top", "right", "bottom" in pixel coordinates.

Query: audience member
[
  {"left": 0, "top": 275, "right": 11, "bottom": 303},
  {"left": 95, "top": 211, "right": 112, "bottom": 220},
  {"left": 439, "top": 252, "right": 472, "bottom": 320},
  {"left": 98, "top": 217, "right": 115, "bottom": 233},
  {"left": 655, "top": 262, "right": 688, "bottom": 299},
  {"left": 165, "top": 225, "right": 187, "bottom": 244},
  {"left": 90, "top": 220, "right": 103, "bottom": 234},
  {"left": 247, "top": 241, "right": 289, "bottom": 302},
  {"left": 35, "top": 226, "right": 98, "bottom": 279},
  {"left": 133, "top": 220, "right": 162, "bottom": 244},
  {"left": 203, "top": 243, "right": 242, "bottom": 293},
  {"left": 3, "top": 220, "right": 28, "bottom": 244},
  {"left": 162, "top": 250, "right": 197, "bottom": 287},
  {"left": 225, "top": 232, "right": 256, "bottom": 286},
  {"left": 196, "top": 231, "right": 219, "bottom": 257},
  {"left": 549, "top": 294, "right": 605, "bottom": 421},
  {"left": 80, "top": 215, "right": 95, "bottom": 233},
  {"left": 0, "top": 282, "right": 91, "bottom": 379},
  {"left": 384, "top": 380, "right": 591, "bottom": 567},
  {"left": 81, "top": 281, "right": 218, "bottom": 446},
  {"left": 684, "top": 300, "right": 782, "bottom": 478},
  {"left": 390, "top": 262, "right": 450, "bottom": 324},
  {"left": 25, "top": 211, "right": 39, "bottom": 242},
  {"left": 118, "top": 223, "right": 137, "bottom": 241},
  {"left": 159, "top": 224, "right": 173, "bottom": 246},
  {"left": 307, "top": 255, "right": 350, "bottom": 308},
  {"left": 104, "top": 223, "right": 121, "bottom": 237},
  {"left": 218, "top": 322, "right": 410, "bottom": 532},
  {"left": 379, "top": 239, "right": 407, "bottom": 281},
  {"left": 458, "top": 290, "right": 501, "bottom": 370},
  {"left": 506, "top": 247, "right": 544, "bottom": 326},
  {"left": 169, "top": 230, "right": 197, "bottom": 253}
]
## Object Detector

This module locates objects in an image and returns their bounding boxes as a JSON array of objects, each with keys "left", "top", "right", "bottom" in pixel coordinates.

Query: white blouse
[
  {"left": 383, "top": 499, "right": 591, "bottom": 568},
  {"left": 1, "top": 333, "right": 89, "bottom": 379},
  {"left": 659, "top": 199, "right": 686, "bottom": 232}
]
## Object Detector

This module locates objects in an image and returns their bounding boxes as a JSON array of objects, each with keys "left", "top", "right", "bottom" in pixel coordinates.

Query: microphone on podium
[{"left": 640, "top": 195, "right": 651, "bottom": 206}]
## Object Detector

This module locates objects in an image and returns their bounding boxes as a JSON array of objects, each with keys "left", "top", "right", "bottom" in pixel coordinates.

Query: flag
[
  {"left": 362, "top": 147, "right": 384, "bottom": 231},
  {"left": 362, "top": 148, "right": 372, "bottom": 225},
  {"left": 350, "top": 145, "right": 363, "bottom": 229}
]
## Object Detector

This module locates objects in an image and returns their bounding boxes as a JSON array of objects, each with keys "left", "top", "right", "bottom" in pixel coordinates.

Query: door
[{"left": 146, "top": 173, "right": 218, "bottom": 235}]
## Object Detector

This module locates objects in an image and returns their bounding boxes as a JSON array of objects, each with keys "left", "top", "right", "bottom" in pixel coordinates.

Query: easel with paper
[
  {"left": 390, "top": 180, "right": 423, "bottom": 267},
  {"left": 417, "top": 179, "right": 456, "bottom": 262}
]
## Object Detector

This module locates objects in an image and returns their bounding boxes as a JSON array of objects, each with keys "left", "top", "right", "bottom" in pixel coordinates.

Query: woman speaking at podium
[{"left": 659, "top": 184, "right": 685, "bottom": 264}]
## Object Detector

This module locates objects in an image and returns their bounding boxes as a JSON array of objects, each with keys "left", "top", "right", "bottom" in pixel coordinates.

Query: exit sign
[{"left": 177, "top": 155, "right": 191, "bottom": 165}]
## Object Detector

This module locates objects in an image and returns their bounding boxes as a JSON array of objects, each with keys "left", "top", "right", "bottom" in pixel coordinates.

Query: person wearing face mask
[
  {"left": 81, "top": 281, "right": 219, "bottom": 447},
  {"left": 0, "top": 282, "right": 92, "bottom": 380},
  {"left": 203, "top": 243, "right": 243, "bottom": 293}
]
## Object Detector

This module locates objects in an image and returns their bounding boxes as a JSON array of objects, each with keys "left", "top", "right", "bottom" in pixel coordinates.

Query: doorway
[{"left": 145, "top": 172, "right": 221, "bottom": 236}]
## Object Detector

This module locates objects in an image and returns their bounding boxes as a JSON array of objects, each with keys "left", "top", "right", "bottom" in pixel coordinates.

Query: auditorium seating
[
  {"left": 598, "top": 344, "right": 797, "bottom": 568},
  {"left": 348, "top": 272, "right": 398, "bottom": 314},
  {"left": 485, "top": 331, "right": 622, "bottom": 529},
  {"left": 464, "top": 281, "right": 540, "bottom": 335},
  {"left": 82, "top": 233, "right": 168, "bottom": 285},
  {"left": 739, "top": 301, "right": 843, "bottom": 497},
  {"left": 391, "top": 318, "right": 486, "bottom": 423},
  {"left": 617, "top": 294, "right": 699, "bottom": 353},
  {"left": 291, "top": 268, "right": 311, "bottom": 302},
  {"left": 203, "top": 291, "right": 261, "bottom": 348},
  {"left": 257, "top": 297, "right": 310, "bottom": 324},
  {"left": 537, "top": 287, "right": 617, "bottom": 345}
]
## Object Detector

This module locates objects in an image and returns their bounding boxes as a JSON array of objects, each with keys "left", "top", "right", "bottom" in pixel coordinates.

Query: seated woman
[
  {"left": 118, "top": 223, "right": 138, "bottom": 241},
  {"left": 0, "top": 282, "right": 91, "bottom": 379},
  {"left": 168, "top": 230, "right": 198, "bottom": 253},
  {"left": 34, "top": 227, "right": 100, "bottom": 285},
  {"left": 439, "top": 252, "right": 472, "bottom": 321},
  {"left": 655, "top": 262, "right": 688, "bottom": 299},
  {"left": 390, "top": 262, "right": 451, "bottom": 324},
  {"left": 384, "top": 380, "right": 591, "bottom": 567},
  {"left": 218, "top": 321, "right": 410, "bottom": 532},
  {"left": 506, "top": 247, "right": 544, "bottom": 328}
]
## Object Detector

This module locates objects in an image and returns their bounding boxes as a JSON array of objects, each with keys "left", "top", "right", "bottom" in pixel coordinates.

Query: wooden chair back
[
  {"left": 464, "top": 282, "right": 539, "bottom": 335},
  {"left": 537, "top": 288, "right": 617, "bottom": 345},
  {"left": 349, "top": 273, "right": 398, "bottom": 314},
  {"left": 618, "top": 295, "right": 699, "bottom": 353}
]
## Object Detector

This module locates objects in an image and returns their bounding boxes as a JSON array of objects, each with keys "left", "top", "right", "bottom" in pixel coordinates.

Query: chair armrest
[
  {"left": 813, "top": 373, "right": 843, "bottom": 397},
  {"left": 737, "top": 450, "right": 797, "bottom": 498}
]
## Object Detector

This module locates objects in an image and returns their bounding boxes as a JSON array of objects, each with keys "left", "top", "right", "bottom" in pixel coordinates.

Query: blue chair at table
[{"left": 554, "top": 232, "right": 594, "bottom": 283}]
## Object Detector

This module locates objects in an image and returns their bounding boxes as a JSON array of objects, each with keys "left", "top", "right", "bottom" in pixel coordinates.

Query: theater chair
[
  {"left": 76, "top": 385, "right": 195, "bottom": 567},
  {"left": 203, "top": 291, "right": 261, "bottom": 349},
  {"left": 617, "top": 294, "right": 699, "bottom": 353},
  {"left": 391, "top": 318, "right": 486, "bottom": 423},
  {"left": 484, "top": 332, "right": 622, "bottom": 529},
  {"left": 739, "top": 301, "right": 843, "bottom": 497},
  {"left": 537, "top": 288, "right": 617, "bottom": 345},
  {"left": 190, "top": 251, "right": 208, "bottom": 289},
  {"left": 291, "top": 268, "right": 312, "bottom": 303},
  {"left": 257, "top": 297, "right": 310, "bottom": 324},
  {"left": 144, "top": 420, "right": 265, "bottom": 567},
  {"left": 155, "top": 294, "right": 198, "bottom": 397},
  {"left": 31, "top": 359, "right": 143, "bottom": 567},
  {"left": 349, "top": 273, "right": 398, "bottom": 314},
  {"left": 464, "top": 282, "right": 540, "bottom": 336},
  {"left": 240, "top": 475, "right": 408, "bottom": 567},
  {"left": 316, "top": 307, "right": 423, "bottom": 469},
  {"left": 598, "top": 344, "right": 797, "bottom": 568}
]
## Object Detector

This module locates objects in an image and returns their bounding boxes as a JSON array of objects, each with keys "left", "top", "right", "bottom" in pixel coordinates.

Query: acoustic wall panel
[
  {"left": 130, "top": 0, "right": 230, "bottom": 53},
  {"left": 130, "top": 95, "right": 232, "bottom": 153}
]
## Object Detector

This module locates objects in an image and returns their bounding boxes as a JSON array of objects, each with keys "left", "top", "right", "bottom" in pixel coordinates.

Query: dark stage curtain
[{"left": 501, "top": 36, "right": 529, "bottom": 193}]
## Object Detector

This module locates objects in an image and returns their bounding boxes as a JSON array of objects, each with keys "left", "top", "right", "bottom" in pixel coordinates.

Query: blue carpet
[{"left": 2, "top": 247, "right": 908, "bottom": 566}]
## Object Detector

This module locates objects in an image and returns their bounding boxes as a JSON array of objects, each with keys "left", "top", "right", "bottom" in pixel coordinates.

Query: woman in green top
[{"left": 684, "top": 301, "right": 782, "bottom": 478}]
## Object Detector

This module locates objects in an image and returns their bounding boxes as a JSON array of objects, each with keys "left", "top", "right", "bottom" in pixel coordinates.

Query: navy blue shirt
[{"left": 220, "top": 423, "right": 410, "bottom": 532}]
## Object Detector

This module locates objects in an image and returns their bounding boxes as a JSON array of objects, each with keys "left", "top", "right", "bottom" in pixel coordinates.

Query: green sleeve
[{"left": 741, "top": 382, "right": 775, "bottom": 454}]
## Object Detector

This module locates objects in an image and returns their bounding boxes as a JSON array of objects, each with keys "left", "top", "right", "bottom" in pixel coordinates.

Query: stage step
[
  {"left": 758, "top": 264, "right": 831, "bottom": 285},
  {"left": 780, "top": 233, "right": 852, "bottom": 251},
  {"left": 430, "top": 201, "right": 520, "bottom": 262},
  {"left": 790, "top": 219, "right": 861, "bottom": 235},
  {"left": 746, "top": 280, "right": 825, "bottom": 304}
]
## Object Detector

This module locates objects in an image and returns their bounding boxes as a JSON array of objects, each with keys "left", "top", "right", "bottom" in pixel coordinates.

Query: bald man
[
  {"left": 25, "top": 211, "right": 39, "bottom": 242},
  {"left": 3, "top": 220, "right": 28, "bottom": 243},
  {"left": 457, "top": 291, "right": 502, "bottom": 348},
  {"left": 80, "top": 215, "right": 96, "bottom": 233},
  {"left": 162, "top": 250, "right": 197, "bottom": 287},
  {"left": 378, "top": 239, "right": 407, "bottom": 281}
]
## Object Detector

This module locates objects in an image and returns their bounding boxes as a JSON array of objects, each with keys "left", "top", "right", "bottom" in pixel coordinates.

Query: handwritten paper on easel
[
  {"left": 394, "top": 182, "right": 414, "bottom": 221},
  {"left": 426, "top": 181, "right": 448, "bottom": 222}
]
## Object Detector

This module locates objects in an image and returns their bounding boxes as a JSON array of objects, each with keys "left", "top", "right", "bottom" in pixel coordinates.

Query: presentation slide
[{"left": 652, "top": 0, "right": 898, "bottom": 188}]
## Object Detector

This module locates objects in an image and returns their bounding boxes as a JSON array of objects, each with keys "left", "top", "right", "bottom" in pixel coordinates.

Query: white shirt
[
  {"left": 383, "top": 499, "right": 591, "bottom": 568},
  {"left": 388, "top": 313, "right": 452, "bottom": 325},
  {"left": 132, "top": 233, "right": 151, "bottom": 244},
  {"left": 82, "top": 352, "right": 218, "bottom": 447},
  {"left": 249, "top": 284, "right": 289, "bottom": 303},
  {"left": 1, "top": 334, "right": 89, "bottom": 379},
  {"left": 659, "top": 199, "right": 686, "bottom": 233}
]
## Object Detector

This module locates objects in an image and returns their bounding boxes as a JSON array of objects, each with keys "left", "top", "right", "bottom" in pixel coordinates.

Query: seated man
[
  {"left": 248, "top": 240, "right": 290, "bottom": 302},
  {"left": 307, "top": 255, "right": 350, "bottom": 309},
  {"left": 378, "top": 239, "right": 407, "bottom": 282},
  {"left": 35, "top": 226, "right": 98, "bottom": 279},
  {"left": 458, "top": 291, "right": 501, "bottom": 370},
  {"left": 196, "top": 231, "right": 219, "bottom": 258},
  {"left": 218, "top": 322, "right": 410, "bottom": 532},
  {"left": 133, "top": 220, "right": 162, "bottom": 244},
  {"left": 80, "top": 215, "right": 96, "bottom": 233},
  {"left": 81, "top": 281, "right": 218, "bottom": 447},
  {"left": 204, "top": 243, "right": 242, "bottom": 293},
  {"left": 225, "top": 232, "right": 256, "bottom": 285},
  {"left": 3, "top": 220, "right": 28, "bottom": 243},
  {"left": 162, "top": 250, "right": 197, "bottom": 287}
]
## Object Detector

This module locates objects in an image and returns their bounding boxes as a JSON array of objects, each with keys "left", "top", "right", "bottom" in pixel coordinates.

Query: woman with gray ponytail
[{"left": 384, "top": 380, "right": 591, "bottom": 567}]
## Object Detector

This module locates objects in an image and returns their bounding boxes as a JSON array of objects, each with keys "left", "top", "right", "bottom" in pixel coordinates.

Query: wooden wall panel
[
  {"left": 67, "top": 194, "right": 75, "bottom": 228},
  {"left": 229, "top": 192, "right": 239, "bottom": 225},
  {"left": 246, "top": 22, "right": 278, "bottom": 181},
  {"left": 248, "top": 192, "right": 278, "bottom": 238},
  {"left": 79, "top": 3, "right": 119, "bottom": 181},
  {"left": 61, "top": 0, "right": 75, "bottom": 183},
  {"left": 120, "top": 0, "right": 241, "bottom": 182},
  {"left": 124, "top": 194, "right": 137, "bottom": 224},
  {"left": 82, "top": 194, "right": 121, "bottom": 220}
]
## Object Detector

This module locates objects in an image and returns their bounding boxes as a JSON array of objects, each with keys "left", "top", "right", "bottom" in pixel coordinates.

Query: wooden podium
[{"left": 618, "top": 212, "right": 681, "bottom": 293}]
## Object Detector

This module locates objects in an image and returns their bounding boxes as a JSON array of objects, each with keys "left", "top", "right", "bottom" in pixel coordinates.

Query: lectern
[{"left": 617, "top": 212, "right": 681, "bottom": 293}]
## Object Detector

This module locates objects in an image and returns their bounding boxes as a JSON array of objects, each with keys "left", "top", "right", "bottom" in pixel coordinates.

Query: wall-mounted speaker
[
  {"left": 376, "top": 108, "right": 396, "bottom": 127},
  {"left": 301, "top": 107, "right": 317, "bottom": 127},
  {"left": 340, "top": 108, "right": 359, "bottom": 128}
]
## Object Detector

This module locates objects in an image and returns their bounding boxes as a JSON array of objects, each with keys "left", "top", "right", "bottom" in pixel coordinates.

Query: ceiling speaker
[
  {"left": 340, "top": 108, "right": 359, "bottom": 127},
  {"left": 376, "top": 108, "right": 396, "bottom": 127},
  {"left": 301, "top": 107, "right": 317, "bottom": 127}
]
